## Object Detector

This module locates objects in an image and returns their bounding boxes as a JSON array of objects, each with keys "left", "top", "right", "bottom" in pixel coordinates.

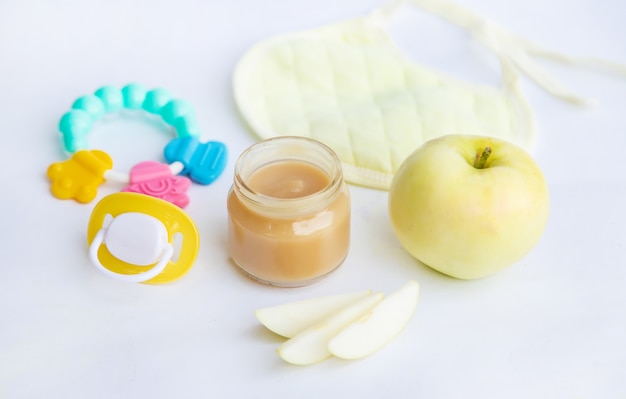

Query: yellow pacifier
[{"left": 87, "top": 192, "right": 199, "bottom": 284}]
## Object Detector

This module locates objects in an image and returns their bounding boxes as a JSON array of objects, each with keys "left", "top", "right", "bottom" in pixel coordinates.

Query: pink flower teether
[{"left": 122, "top": 161, "right": 191, "bottom": 208}]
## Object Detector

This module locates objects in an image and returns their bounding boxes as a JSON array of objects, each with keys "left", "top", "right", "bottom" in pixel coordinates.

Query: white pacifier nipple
[
  {"left": 89, "top": 212, "right": 174, "bottom": 283},
  {"left": 104, "top": 213, "right": 169, "bottom": 265}
]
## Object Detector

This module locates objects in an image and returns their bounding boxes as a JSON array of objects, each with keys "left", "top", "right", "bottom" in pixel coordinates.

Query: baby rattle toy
[{"left": 47, "top": 83, "right": 227, "bottom": 207}]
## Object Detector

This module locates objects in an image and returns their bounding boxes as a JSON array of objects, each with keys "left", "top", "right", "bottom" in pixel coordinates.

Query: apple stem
[{"left": 473, "top": 147, "right": 492, "bottom": 169}]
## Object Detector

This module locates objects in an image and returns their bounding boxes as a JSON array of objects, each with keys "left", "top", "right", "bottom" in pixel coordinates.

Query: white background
[{"left": 1, "top": 0, "right": 625, "bottom": 398}]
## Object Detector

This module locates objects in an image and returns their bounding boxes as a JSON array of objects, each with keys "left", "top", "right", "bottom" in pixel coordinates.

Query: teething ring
[{"left": 46, "top": 83, "right": 228, "bottom": 206}]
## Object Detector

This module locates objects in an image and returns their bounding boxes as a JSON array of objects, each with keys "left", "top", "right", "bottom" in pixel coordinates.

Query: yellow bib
[{"left": 234, "top": 0, "right": 625, "bottom": 189}]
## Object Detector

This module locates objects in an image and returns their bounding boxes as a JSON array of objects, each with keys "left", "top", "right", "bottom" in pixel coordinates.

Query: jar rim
[{"left": 233, "top": 136, "right": 344, "bottom": 215}]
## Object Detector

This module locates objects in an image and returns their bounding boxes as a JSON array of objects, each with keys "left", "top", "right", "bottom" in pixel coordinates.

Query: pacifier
[
  {"left": 47, "top": 83, "right": 228, "bottom": 207},
  {"left": 87, "top": 192, "right": 199, "bottom": 284}
]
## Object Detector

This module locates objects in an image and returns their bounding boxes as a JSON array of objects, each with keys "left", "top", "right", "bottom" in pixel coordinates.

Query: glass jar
[{"left": 227, "top": 136, "right": 351, "bottom": 287}]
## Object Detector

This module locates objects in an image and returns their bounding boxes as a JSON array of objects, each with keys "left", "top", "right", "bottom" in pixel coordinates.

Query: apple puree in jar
[
  {"left": 227, "top": 137, "right": 351, "bottom": 287},
  {"left": 247, "top": 161, "right": 330, "bottom": 199}
]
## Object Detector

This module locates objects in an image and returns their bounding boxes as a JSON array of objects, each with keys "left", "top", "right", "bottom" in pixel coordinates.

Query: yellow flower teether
[{"left": 47, "top": 150, "right": 113, "bottom": 203}]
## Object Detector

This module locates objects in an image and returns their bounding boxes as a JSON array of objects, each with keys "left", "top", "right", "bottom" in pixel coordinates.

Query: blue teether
[{"left": 164, "top": 137, "right": 227, "bottom": 185}]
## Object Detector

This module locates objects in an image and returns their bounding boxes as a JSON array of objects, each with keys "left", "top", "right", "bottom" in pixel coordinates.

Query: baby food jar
[{"left": 227, "top": 136, "right": 351, "bottom": 287}]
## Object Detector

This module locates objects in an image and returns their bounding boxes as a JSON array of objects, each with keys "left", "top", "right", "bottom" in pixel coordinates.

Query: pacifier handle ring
[{"left": 88, "top": 228, "right": 175, "bottom": 283}]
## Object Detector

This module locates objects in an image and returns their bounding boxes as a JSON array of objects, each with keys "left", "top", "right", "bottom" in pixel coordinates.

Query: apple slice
[
  {"left": 327, "top": 280, "right": 420, "bottom": 360},
  {"left": 254, "top": 290, "right": 373, "bottom": 338},
  {"left": 277, "top": 292, "right": 385, "bottom": 365}
]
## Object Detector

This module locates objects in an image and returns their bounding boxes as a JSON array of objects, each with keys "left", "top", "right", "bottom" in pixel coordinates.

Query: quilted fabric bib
[{"left": 234, "top": 0, "right": 624, "bottom": 189}]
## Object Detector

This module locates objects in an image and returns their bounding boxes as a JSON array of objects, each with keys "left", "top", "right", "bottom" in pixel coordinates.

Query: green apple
[
  {"left": 388, "top": 135, "right": 550, "bottom": 279},
  {"left": 276, "top": 292, "right": 384, "bottom": 365},
  {"left": 328, "top": 280, "right": 419, "bottom": 360},
  {"left": 254, "top": 290, "right": 373, "bottom": 338}
]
